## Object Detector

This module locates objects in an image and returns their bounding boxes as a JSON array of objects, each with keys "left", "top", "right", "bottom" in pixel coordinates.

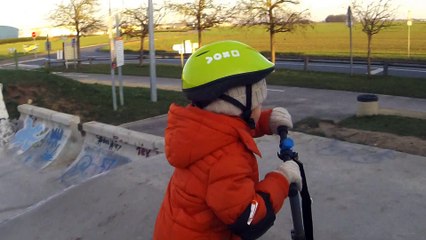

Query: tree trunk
[
  {"left": 139, "top": 36, "right": 145, "bottom": 66},
  {"left": 198, "top": 28, "right": 202, "bottom": 47},
  {"left": 367, "top": 34, "right": 372, "bottom": 77},
  {"left": 76, "top": 34, "right": 81, "bottom": 68},
  {"left": 270, "top": 31, "right": 275, "bottom": 63}
]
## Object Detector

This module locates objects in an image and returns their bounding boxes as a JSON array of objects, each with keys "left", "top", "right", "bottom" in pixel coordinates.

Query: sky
[{"left": 0, "top": 0, "right": 425, "bottom": 30}]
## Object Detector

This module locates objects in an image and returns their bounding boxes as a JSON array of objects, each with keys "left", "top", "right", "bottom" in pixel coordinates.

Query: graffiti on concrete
[
  {"left": 0, "top": 119, "right": 16, "bottom": 147},
  {"left": 10, "top": 117, "right": 48, "bottom": 154},
  {"left": 137, "top": 145, "right": 160, "bottom": 158},
  {"left": 19, "top": 127, "right": 69, "bottom": 169},
  {"left": 41, "top": 128, "right": 64, "bottom": 161},
  {"left": 60, "top": 145, "right": 130, "bottom": 186},
  {"left": 96, "top": 135, "right": 122, "bottom": 151}
]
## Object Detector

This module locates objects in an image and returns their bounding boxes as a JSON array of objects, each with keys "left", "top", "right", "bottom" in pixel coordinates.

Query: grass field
[
  {"left": 0, "top": 69, "right": 188, "bottom": 123},
  {"left": 339, "top": 115, "right": 426, "bottom": 140},
  {"left": 124, "top": 21, "right": 426, "bottom": 60},
  {"left": 0, "top": 35, "right": 107, "bottom": 60},
  {"left": 50, "top": 63, "right": 426, "bottom": 99},
  {"left": 1, "top": 21, "right": 426, "bottom": 61}
]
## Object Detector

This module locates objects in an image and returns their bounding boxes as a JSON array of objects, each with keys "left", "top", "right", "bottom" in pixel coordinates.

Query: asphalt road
[{"left": 1, "top": 45, "right": 426, "bottom": 79}]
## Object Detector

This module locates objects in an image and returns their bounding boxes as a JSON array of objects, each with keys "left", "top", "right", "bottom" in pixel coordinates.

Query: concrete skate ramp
[
  {"left": 1, "top": 133, "right": 425, "bottom": 240},
  {"left": 60, "top": 121, "right": 164, "bottom": 186},
  {"left": 6, "top": 104, "right": 82, "bottom": 169},
  {"left": 0, "top": 83, "right": 8, "bottom": 119},
  {"left": 0, "top": 105, "right": 164, "bottom": 225},
  {"left": 0, "top": 105, "right": 82, "bottom": 223}
]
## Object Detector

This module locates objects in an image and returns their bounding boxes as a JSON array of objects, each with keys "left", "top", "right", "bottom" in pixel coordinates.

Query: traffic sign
[
  {"left": 31, "top": 32, "right": 37, "bottom": 39},
  {"left": 115, "top": 38, "right": 125, "bottom": 67},
  {"left": 346, "top": 6, "right": 353, "bottom": 27}
]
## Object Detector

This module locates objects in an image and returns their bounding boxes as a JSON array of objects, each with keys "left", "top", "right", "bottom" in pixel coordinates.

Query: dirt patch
[
  {"left": 296, "top": 120, "right": 426, "bottom": 157},
  {"left": 4, "top": 84, "right": 95, "bottom": 121},
  {"left": 6, "top": 84, "right": 45, "bottom": 105}
]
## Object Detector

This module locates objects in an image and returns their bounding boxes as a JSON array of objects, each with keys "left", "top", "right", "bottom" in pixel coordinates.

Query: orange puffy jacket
[{"left": 153, "top": 104, "right": 290, "bottom": 240}]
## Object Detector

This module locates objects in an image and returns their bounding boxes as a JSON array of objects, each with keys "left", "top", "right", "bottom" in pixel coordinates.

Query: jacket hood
[{"left": 165, "top": 104, "right": 261, "bottom": 169}]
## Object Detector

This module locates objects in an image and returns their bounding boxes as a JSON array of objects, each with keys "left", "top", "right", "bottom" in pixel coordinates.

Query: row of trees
[{"left": 49, "top": 0, "right": 396, "bottom": 74}]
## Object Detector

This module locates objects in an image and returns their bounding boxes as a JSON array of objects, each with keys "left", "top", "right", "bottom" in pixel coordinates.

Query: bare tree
[
  {"left": 49, "top": 0, "right": 104, "bottom": 63},
  {"left": 121, "top": 5, "right": 165, "bottom": 66},
  {"left": 237, "top": 0, "right": 311, "bottom": 63},
  {"left": 166, "top": 0, "right": 234, "bottom": 46},
  {"left": 352, "top": 0, "right": 396, "bottom": 76}
]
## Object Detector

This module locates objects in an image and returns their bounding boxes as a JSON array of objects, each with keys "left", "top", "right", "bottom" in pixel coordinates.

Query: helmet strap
[{"left": 219, "top": 85, "right": 256, "bottom": 129}]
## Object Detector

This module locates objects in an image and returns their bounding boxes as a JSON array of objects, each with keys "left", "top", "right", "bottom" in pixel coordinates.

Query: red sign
[{"left": 31, "top": 32, "right": 37, "bottom": 38}]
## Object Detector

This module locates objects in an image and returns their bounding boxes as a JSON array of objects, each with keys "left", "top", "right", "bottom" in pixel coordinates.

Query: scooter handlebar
[
  {"left": 277, "top": 126, "right": 289, "bottom": 142},
  {"left": 277, "top": 126, "right": 307, "bottom": 240}
]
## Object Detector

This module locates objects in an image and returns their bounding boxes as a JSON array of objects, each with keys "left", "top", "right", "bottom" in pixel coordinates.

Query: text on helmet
[{"left": 206, "top": 50, "right": 240, "bottom": 64}]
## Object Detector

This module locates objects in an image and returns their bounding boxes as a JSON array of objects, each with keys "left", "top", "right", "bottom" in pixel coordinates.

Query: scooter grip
[{"left": 277, "top": 126, "right": 288, "bottom": 142}]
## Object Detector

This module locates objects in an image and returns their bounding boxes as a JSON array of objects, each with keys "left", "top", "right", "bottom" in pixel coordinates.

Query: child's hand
[
  {"left": 273, "top": 160, "right": 302, "bottom": 191},
  {"left": 269, "top": 107, "right": 293, "bottom": 134}
]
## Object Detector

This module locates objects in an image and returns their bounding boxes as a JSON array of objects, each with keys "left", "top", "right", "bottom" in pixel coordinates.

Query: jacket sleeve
[
  {"left": 252, "top": 109, "right": 273, "bottom": 138},
  {"left": 255, "top": 172, "right": 290, "bottom": 213},
  {"left": 205, "top": 151, "right": 289, "bottom": 227}
]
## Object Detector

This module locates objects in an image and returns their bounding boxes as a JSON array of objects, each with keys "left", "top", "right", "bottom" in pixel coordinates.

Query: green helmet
[{"left": 182, "top": 40, "right": 274, "bottom": 102}]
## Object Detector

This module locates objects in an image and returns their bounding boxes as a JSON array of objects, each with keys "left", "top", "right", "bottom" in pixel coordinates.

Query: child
[{"left": 154, "top": 40, "right": 302, "bottom": 240}]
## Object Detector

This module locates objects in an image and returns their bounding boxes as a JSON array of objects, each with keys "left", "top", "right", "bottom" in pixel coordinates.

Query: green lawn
[
  {"left": 50, "top": 63, "right": 426, "bottom": 99},
  {"left": 0, "top": 35, "right": 109, "bottom": 60},
  {"left": 123, "top": 22, "right": 426, "bottom": 60},
  {"left": 339, "top": 115, "right": 426, "bottom": 140},
  {"left": 0, "top": 69, "right": 188, "bottom": 124},
  {"left": 2, "top": 21, "right": 426, "bottom": 61}
]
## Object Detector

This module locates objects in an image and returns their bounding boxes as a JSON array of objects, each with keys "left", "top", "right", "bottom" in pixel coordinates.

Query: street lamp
[{"left": 407, "top": 10, "right": 412, "bottom": 58}]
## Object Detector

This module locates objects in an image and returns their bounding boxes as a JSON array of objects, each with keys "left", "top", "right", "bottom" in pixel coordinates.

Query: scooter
[{"left": 277, "top": 126, "right": 314, "bottom": 240}]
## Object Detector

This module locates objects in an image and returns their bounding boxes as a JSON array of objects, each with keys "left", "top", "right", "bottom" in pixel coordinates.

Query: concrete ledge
[
  {"left": 17, "top": 104, "right": 80, "bottom": 126},
  {"left": 83, "top": 121, "right": 164, "bottom": 151}
]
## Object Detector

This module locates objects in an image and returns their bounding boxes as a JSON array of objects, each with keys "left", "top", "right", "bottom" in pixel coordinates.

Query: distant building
[{"left": 0, "top": 26, "right": 19, "bottom": 40}]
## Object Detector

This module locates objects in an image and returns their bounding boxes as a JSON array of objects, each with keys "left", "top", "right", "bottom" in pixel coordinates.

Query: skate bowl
[
  {"left": 60, "top": 121, "right": 164, "bottom": 186},
  {"left": 2, "top": 104, "right": 164, "bottom": 182},
  {"left": 5, "top": 104, "right": 83, "bottom": 169},
  {"left": 0, "top": 104, "right": 164, "bottom": 224}
]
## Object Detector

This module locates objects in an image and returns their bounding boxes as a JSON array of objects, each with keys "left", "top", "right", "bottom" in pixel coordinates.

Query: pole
[
  {"left": 116, "top": 14, "right": 124, "bottom": 106},
  {"left": 407, "top": 10, "right": 412, "bottom": 58},
  {"left": 408, "top": 26, "right": 411, "bottom": 58},
  {"left": 349, "top": 23, "right": 353, "bottom": 76},
  {"left": 33, "top": 37, "right": 37, "bottom": 59},
  {"left": 46, "top": 35, "right": 51, "bottom": 68},
  {"left": 14, "top": 49, "right": 18, "bottom": 69},
  {"left": 347, "top": 6, "right": 353, "bottom": 76},
  {"left": 109, "top": 0, "right": 118, "bottom": 111},
  {"left": 148, "top": 0, "right": 158, "bottom": 102}
]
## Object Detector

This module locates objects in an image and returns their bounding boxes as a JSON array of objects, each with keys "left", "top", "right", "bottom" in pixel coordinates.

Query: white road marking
[
  {"left": 267, "top": 88, "right": 286, "bottom": 93},
  {"left": 371, "top": 67, "right": 384, "bottom": 75}
]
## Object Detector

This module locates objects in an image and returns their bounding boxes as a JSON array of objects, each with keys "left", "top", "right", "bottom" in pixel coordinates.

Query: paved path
[{"left": 0, "top": 133, "right": 425, "bottom": 240}]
